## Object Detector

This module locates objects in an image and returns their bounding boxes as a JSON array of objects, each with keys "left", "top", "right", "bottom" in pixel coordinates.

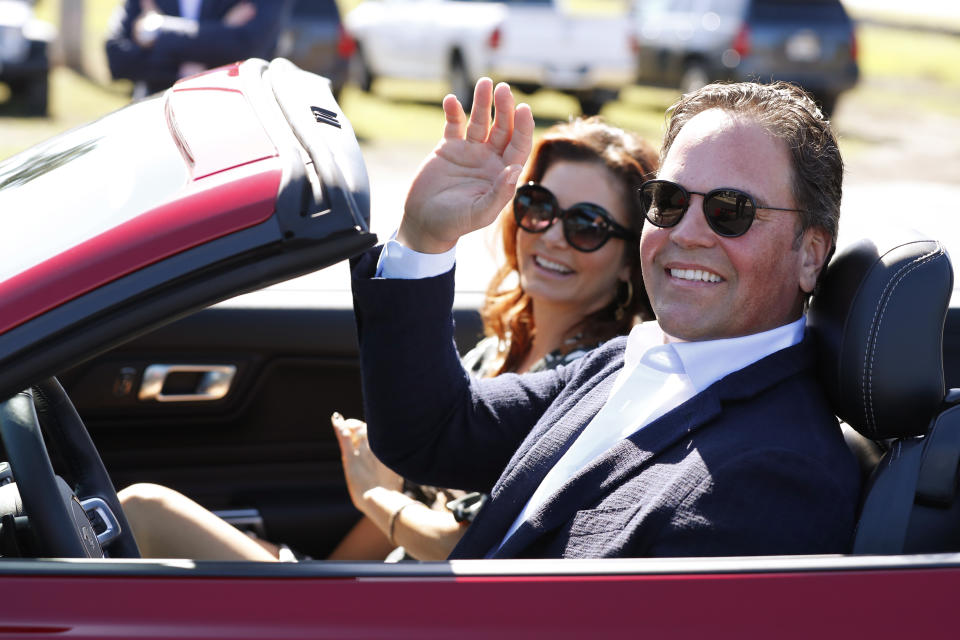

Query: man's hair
[{"left": 661, "top": 82, "right": 842, "bottom": 248}]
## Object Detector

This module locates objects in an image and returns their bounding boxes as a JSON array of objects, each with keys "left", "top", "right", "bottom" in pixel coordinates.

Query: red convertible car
[{"left": 0, "top": 58, "right": 957, "bottom": 638}]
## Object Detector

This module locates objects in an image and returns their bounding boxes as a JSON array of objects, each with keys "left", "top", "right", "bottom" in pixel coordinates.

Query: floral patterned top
[{"left": 460, "top": 335, "right": 600, "bottom": 378}]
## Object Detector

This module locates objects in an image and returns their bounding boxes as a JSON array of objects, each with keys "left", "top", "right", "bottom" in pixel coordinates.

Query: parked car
[
  {"left": 630, "top": 0, "right": 858, "bottom": 115},
  {"left": 1, "top": 58, "right": 960, "bottom": 637},
  {"left": 0, "top": 0, "right": 55, "bottom": 116},
  {"left": 274, "top": 0, "right": 355, "bottom": 99},
  {"left": 345, "top": 0, "right": 635, "bottom": 115}
]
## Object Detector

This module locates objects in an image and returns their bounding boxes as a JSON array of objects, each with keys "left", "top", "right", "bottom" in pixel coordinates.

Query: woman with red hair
[{"left": 328, "top": 115, "right": 659, "bottom": 561}]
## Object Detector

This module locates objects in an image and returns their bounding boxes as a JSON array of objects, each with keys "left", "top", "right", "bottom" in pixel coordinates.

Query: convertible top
[{"left": 0, "top": 58, "right": 375, "bottom": 402}]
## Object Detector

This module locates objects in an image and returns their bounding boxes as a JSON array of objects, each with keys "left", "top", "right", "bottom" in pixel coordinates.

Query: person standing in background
[{"left": 105, "top": 0, "right": 289, "bottom": 99}]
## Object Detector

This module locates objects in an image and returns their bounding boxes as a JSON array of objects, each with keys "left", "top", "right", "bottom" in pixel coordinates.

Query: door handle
[{"left": 138, "top": 364, "right": 237, "bottom": 402}]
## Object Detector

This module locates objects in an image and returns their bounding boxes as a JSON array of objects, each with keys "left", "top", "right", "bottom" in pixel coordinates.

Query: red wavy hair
[{"left": 480, "top": 117, "right": 658, "bottom": 376}]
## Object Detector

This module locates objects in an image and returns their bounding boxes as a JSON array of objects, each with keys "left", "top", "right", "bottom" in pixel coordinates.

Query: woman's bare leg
[
  {"left": 118, "top": 483, "right": 279, "bottom": 561},
  {"left": 327, "top": 515, "right": 395, "bottom": 560}
]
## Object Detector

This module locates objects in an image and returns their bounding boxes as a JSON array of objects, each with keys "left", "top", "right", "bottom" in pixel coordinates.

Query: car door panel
[
  {"left": 2, "top": 556, "right": 960, "bottom": 638},
  {"left": 58, "top": 302, "right": 485, "bottom": 559}
]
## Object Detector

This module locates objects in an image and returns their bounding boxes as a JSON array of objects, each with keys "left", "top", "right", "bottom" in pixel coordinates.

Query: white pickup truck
[{"left": 345, "top": 0, "right": 635, "bottom": 115}]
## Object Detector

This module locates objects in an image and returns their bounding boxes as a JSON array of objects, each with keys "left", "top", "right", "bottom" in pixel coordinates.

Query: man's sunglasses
[
  {"left": 638, "top": 179, "right": 804, "bottom": 238},
  {"left": 513, "top": 182, "right": 636, "bottom": 253}
]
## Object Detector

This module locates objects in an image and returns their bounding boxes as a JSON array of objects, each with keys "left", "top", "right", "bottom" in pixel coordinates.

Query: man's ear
[{"left": 798, "top": 226, "right": 832, "bottom": 294}]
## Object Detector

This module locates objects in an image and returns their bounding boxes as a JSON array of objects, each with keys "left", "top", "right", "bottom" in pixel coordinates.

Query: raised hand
[
  {"left": 331, "top": 413, "right": 404, "bottom": 512},
  {"left": 398, "top": 78, "right": 534, "bottom": 254}
]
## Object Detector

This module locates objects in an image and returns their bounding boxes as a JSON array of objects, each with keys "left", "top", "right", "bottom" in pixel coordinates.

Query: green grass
[{"left": 857, "top": 25, "right": 960, "bottom": 89}]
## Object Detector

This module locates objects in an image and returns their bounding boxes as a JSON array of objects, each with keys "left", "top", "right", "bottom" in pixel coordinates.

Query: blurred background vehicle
[
  {"left": 0, "top": 0, "right": 55, "bottom": 116},
  {"left": 344, "top": 0, "right": 635, "bottom": 115},
  {"left": 105, "top": 0, "right": 289, "bottom": 100},
  {"left": 275, "top": 0, "right": 355, "bottom": 99},
  {"left": 629, "top": 0, "right": 859, "bottom": 115}
]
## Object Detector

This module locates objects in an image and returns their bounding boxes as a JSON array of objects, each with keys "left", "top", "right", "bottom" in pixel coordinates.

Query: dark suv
[
  {"left": 630, "top": 0, "right": 858, "bottom": 115},
  {"left": 0, "top": 0, "right": 55, "bottom": 116},
  {"left": 274, "top": 0, "right": 355, "bottom": 99}
]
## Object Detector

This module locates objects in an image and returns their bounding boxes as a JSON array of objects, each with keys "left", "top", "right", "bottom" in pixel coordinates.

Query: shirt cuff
[{"left": 375, "top": 234, "right": 457, "bottom": 279}]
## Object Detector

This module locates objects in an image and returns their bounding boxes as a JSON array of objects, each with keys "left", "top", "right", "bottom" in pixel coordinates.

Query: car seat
[{"left": 807, "top": 229, "right": 956, "bottom": 553}]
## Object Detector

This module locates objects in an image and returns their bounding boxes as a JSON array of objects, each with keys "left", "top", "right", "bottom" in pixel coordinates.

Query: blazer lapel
[
  {"left": 451, "top": 362, "right": 619, "bottom": 558},
  {"left": 494, "top": 388, "right": 723, "bottom": 557}
]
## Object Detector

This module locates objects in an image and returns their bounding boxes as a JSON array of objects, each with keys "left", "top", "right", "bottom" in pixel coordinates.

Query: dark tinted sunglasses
[
  {"left": 638, "top": 179, "right": 804, "bottom": 238},
  {"left": 513, "top": 182, "right": 636, "bottom": 253}
]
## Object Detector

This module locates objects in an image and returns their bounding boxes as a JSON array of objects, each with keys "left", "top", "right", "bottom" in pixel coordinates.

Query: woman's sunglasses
[
  {"left": 513, "top": 183, "right": 636, "bottom": 253},
  {"left": 638, "top": 179, "right": 804, "bottom": 238}
]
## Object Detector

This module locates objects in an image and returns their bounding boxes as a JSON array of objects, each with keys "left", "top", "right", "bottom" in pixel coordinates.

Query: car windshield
[{"left": 0, "top": 97, "right": 188, "bottom": 285}]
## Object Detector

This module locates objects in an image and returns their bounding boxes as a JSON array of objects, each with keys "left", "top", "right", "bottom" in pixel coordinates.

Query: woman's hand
[
  {"left": 398, "top": 78, "right": 535, "bottom": 254},
  {"left": 331, "top": 413, "right": 404, "bottom": 513},
  {"left": 330, "top": 413, "right": 468, "bottom": 560}
]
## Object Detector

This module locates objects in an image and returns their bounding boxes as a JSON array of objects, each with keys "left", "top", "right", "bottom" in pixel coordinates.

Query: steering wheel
[{"left": 0, "top": 378, "right": 139, "bottom": 558}]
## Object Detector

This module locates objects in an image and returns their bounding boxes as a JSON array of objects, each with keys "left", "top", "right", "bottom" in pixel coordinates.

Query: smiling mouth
[
  {"left": 669, "top": 268, "right": 723, "bottom": 283},
  {"left": 535, "top": 255, "right": 573, "bottom": 275}
]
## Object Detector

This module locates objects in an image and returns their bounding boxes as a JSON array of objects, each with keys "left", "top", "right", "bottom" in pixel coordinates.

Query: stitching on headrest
[{"left": 862, "top": 245, "right": 943, "bottom": 437}]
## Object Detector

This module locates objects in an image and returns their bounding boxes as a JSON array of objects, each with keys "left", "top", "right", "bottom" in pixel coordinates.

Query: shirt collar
[{"left": 624, "top": 317, "right": 806, "bottom": 393}]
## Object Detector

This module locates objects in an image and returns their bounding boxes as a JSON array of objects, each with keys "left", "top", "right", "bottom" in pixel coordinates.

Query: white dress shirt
[
  {"left": 373, "top": 239, "right": 806, "bottom": 550},
  {"left": 377, "top": 235, "right": 456, "bottom": 279},
  {"left": 497, "top": 316, "right": 805, "bottom": 548}
]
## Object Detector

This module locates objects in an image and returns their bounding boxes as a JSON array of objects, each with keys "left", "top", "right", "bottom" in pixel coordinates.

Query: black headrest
[{"left": 808, "top": 231, "right": 953, "bottom": 440}]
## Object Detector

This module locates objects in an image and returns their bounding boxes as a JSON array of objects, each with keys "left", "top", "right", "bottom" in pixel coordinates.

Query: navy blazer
[
  {"left": 351, "top": 248, "right": 861, "bottom": 559},
  {"left": 105, "top": 0, "right": 288, "bottom": 95}
]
